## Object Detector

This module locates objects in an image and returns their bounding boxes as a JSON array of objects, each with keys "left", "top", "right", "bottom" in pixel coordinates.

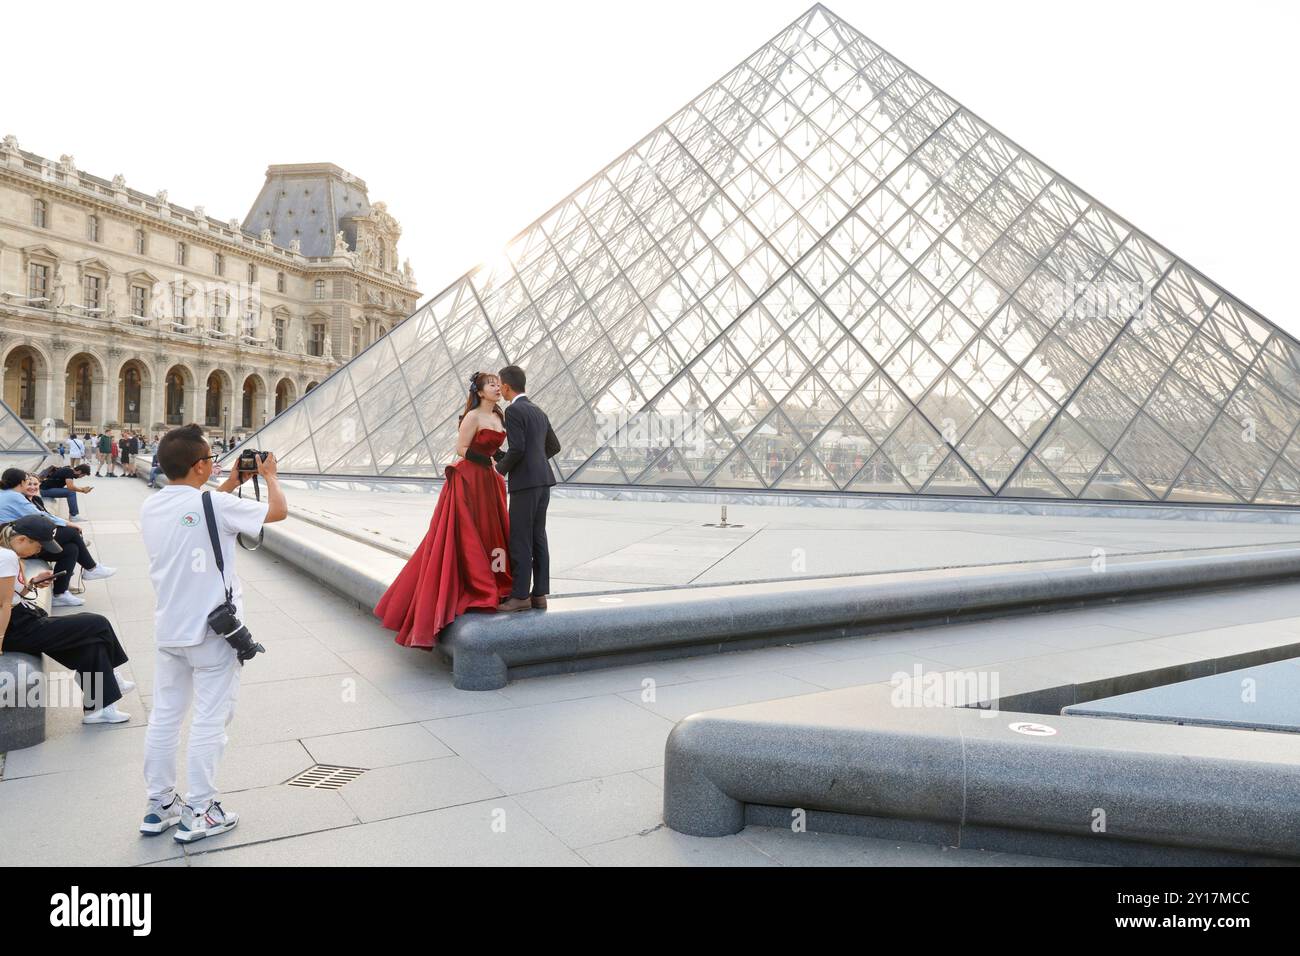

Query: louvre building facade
[{"left": 231, "top": 4, "right": 1300, "bottom": 506}]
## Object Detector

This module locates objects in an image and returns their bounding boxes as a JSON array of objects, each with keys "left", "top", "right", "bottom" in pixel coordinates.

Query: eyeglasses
[{"left": 192, "top": 453, "right": 219, "bottom": 467}]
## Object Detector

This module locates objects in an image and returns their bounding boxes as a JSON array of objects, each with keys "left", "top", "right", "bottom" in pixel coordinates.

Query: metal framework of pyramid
[
  {"left": 229, "top": 4, "right": 1300, "bottom": 506},
  {"left": 0, "top": 397, "right": 50, "bottom": 474}
]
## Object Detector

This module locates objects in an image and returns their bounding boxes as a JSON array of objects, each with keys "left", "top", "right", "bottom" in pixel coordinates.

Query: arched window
[
  {"left": 123, "top": 366, "right": 141, "bottom": 423},
  {"left": 165, "top": 370, "right": 185, "bottom": 425},
  {"left": 135, "top": 229, "right": 147, "bottom": 254},
  {"left": 87, "top": 214, "right": 100, "bottom": 242},
  {"left": 176, "top": 241, "right": 187, "bottom": 266},
  {"left": 74, "top": 360, "right": 94, "bottom": 414},
  {"left": 313, "top": 279, "right": 326, "bottom": 300},
  {"left": 275, "top": 379, "right": 292, "bottom": 415},
  {"left": 206, "top": 372, "right": 223, "bottom": 427},
  {"left": 32, "top": 199, "right": 47, "bottom": 228},
  {"left": 17, "top": 355, "right": 36, "bottom": 419},
  {"left": 214, "top": 252, "right": 224, "bottom": 276}
]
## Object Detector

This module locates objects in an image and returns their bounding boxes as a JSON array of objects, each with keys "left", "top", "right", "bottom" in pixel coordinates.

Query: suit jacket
[{"left": 495, "top": 396, "right": 558, "bottom": 492}]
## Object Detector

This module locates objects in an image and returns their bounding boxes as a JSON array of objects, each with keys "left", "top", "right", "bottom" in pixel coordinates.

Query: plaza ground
[
  {"left": 2, "top": 475, "right": 1298, "bottom": 866},
  {"left": 284, "top": 481, "right": 1300, "bottom": 592}
]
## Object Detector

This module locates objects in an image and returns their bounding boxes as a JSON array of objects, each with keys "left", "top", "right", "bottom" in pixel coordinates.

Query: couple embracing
[{"left": 375, "top": 365, "right": 558, "bottom": 647}]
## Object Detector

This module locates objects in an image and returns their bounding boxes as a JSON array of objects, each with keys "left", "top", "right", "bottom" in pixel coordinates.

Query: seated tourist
[
  {"left": 0, "top": 514, "right": 133, "bottom": 723},
  {"left": 39, "top": 463, "right": 93, "bottom": 519},
  {"left": 0, "top": 468, "right": 115, "bottom": 607}
]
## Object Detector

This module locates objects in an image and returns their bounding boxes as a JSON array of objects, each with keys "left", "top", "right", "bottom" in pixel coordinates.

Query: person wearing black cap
[{"left": 0, "top": 514, "right": 133, "bottom": 724}]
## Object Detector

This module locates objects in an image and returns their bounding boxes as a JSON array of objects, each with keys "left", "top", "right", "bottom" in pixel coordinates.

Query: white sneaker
[
  {"left": 174, "top": 801, "right": 239, "bottom": 843},
  {"left": 117, "top": 676, "right": 136, "bottom": 694},
  {"left": 83, "top": 703, "right": 131, "bottom": 724},
  {"left": 82, "top": 565, "right": 116, "bottom": 581},
  {"left": 52, "top": 592, "right": 85, "bottom": 607},
  {"left": 140, "top": 791, "right": 183, "bottom": 835}
]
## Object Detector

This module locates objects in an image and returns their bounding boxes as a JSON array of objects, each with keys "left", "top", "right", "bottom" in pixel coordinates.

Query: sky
[{"left": 6, "top": 0, "right": 1298, "bottom": 333}]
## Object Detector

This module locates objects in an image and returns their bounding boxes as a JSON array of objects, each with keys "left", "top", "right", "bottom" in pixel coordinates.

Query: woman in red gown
[{"left": 375, "top": 371, "right": 512, "bottom": 647}]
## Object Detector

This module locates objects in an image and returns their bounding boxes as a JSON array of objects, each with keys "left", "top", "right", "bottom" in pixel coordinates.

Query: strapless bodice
[{"left": 469, "top": 428, "right": 506, "bottom": 455}]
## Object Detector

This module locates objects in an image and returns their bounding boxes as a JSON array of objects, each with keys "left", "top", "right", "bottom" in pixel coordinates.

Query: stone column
[
  {"left": 149, "top": 353, "right": 167, "bottom": 431},
  {"left": 48, "top": 337, "right": 69, "bottom": 428},
  {"left": 184, "top": 374, "right": 201, "bottom": 429},
  {"left": 257, "top": 375, "right": 271, "bottom": 429},
  {"left": 106, "top": 347, "right": 123, "bottom": 426},
  {"left": 96, "top": 366, "right": 111, "bottom": 430}
]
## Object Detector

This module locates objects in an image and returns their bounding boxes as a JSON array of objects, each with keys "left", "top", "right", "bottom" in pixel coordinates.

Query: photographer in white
[{"left": 138, "top": 424, "right": 287, "bottom": 843}]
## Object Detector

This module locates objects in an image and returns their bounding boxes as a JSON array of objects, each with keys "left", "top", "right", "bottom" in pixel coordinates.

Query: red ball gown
[{"left": 375, "top": 428, "right": 512, "bottom": 647}]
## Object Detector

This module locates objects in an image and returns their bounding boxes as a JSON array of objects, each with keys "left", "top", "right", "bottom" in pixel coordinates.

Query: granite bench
[
  {"left": 438, "top": 542, "right": 1300, "bottom": 690},
  {"left": 663, "top": 682, "right": 1300, "bottom": 865},
  {"left": 0, "top": 557, "right": 54, "bottom": 752}
]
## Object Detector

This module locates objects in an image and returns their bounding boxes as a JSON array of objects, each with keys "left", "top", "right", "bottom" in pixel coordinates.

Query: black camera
[
  {"left": 207, "top": 599, "right": 265, "bottom": 664},
  {"left": 237, "top": 449, "right": 270, "bottom": 476}
]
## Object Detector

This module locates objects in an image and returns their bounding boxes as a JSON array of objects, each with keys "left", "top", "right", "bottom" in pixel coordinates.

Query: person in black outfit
[
  {"left": 0, "top": 515, "right": 132, "bottom": 723},
  {"left": 494, "top": 365, "right": 559, "bottom": 611},
  {"left": 39, "top": 463, "right": 92, "bottom": 518}
]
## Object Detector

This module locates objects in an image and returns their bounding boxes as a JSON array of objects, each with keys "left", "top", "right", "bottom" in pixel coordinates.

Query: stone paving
[
  {"left": 282, "top": 482, "right": 1300, "bottom": 593},
  {"left": 3, "top": 474, "right": 1299, "bottom": 866}
]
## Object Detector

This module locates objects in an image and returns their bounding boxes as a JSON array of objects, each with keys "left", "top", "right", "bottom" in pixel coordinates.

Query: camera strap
[
  {"left": 201, "top": 491, "right": 233, "bottom": 604},
  {"left": 235, "top": 461, "right": 265, "bottom": 552}
]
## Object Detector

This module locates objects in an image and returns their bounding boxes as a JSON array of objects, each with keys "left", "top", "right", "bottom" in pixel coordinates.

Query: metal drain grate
[{"left": 287, "top": 765, "right": 367, "bottom": 790}]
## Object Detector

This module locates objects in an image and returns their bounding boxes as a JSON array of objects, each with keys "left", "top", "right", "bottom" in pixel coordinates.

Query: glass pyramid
[
  {"left": 227, "top": 3, "right": 1300, "bottom": 506},
  {"left": 0, "top": 397, "right": 51, "bottom": 474}
]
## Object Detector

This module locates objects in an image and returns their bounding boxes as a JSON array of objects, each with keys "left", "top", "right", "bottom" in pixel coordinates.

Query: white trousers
[{"left": 143, "top": 632, "right": 241, "bottom": 808}]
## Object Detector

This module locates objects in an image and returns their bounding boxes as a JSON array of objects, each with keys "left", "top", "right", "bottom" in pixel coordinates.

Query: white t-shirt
[
  {"left": 0, "top": 548, "right": 23, "bottom": 606},
  {"left": 140, "top": 485, "right": 269, "bottom": 647}
]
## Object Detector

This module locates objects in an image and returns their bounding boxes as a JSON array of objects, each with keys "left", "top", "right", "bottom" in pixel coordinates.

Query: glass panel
[
  {"left": 1195, "top": 414, "right": 1278, "bottom": 500},
  {"left": 844, "top": 450, "right": 909, "bottom": 493},
  {"left": 1254, "top": 458, "right": 1300, "bottom": 506},
  {"left": 878, "top": 410, "right": 946, "bottom": 491},
  {"left": 918, "top": 372, "right": 981, "bottom": 441},
  {"left": 366, "top": 407, "right": 427, "bottom": 474},
  {"left": 1143, "top": 372, "right": 1219, "bottom": 451},
  {"left": 772, "top": 451, "right": 837, "bottom": 490},
  {"left": 1223, "top": 373, "right": 1300, "bottom": 455},
  {"left": 703, "top": 448, "right": 767, "bottom": 489},
  {"left": 738, "top": 409, "right": 799, "bottom": 483},
  {"left": 1081, "top": 456, "right": 1155, "bottom": 501},
  {"left": 1108, "top": 414, "right": 1190, "bottom": 498},
  {"left": 570, "top": 447, "right": 632, "bottom": 485},
  {"left": 1164, "top": 458, "right": 1242, "bottom": 505},
  {"left": 1033, "top": 414, "right": 1106, "bottom": 495},
  {"left": 1002, "top": 454, "right": 1072, "bottom": 499},
  {"left": 954, "top": 411, "right": 1025, "bottom": 492},
  {"left": 1067, "top": 372, "right": 1139, "bottom": 449},
  {"left": 920, "top": 452, "right": 991, "bottom": 496}
]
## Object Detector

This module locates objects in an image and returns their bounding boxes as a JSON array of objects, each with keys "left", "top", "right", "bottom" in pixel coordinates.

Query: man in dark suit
[{"left": 495, "top": 365, "right": 558, "bottom": 612}]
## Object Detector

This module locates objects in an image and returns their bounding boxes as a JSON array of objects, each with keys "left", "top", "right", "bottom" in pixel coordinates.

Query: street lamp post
[{"left": 223, "top": 404, "right": 229, "bottom": 450}]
